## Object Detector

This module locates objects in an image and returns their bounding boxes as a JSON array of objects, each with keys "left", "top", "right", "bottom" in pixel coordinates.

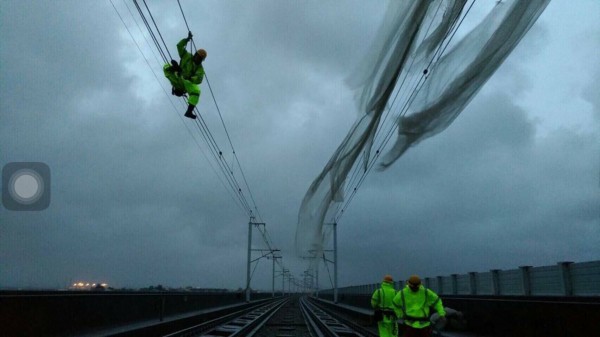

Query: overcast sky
[{"left": 1, "top": 0, "right": 599, "bottom": 291}]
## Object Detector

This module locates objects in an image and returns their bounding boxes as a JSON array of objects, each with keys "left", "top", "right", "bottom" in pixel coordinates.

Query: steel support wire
[
  {"left": 137, "top": 2, "right": 304, "bottom": 274},
  {"left": 110, "top": 0, "right": 249, "bottom": 215},
  {"left": 133, "top": 0, "right": 255, "bottom": 216},
  {"left": 191, "top": 116, "right": 253, "bottom": 215},
  {"left": 333, "top": 0, "right": 477, "bottom": 223},
  {"left": 132, "top": 0, "right": 169, "bottom": 63},
  {"left": 177, "top": 0, "right": 264, "bottom": 222}
]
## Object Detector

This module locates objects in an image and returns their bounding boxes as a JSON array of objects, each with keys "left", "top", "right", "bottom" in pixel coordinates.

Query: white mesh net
[{"left": 296, "top": 0, "right": 550, "bottom": 256}]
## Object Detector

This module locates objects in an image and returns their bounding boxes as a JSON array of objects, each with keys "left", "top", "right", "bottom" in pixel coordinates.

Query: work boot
[{"left": 184, "top": 104, "right": 197, "bottom": 119}]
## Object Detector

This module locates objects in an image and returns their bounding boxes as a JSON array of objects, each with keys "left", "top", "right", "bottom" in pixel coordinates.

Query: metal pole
[
  {"left": 246, "top": 218, "right": 253, "bottom": 302},
  {"left": 316, "top": 263, "right": 319, "bottom": 298},
  {"left": 272, "top": 256, "right": 275, "bottom": 298},
  {"left": 333, "top": 222, "right": 338, "bottom": 303}
]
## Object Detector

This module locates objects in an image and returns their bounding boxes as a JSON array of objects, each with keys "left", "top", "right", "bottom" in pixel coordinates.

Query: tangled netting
[{"left": 296, "top": 0, "right": 550, "bottom": 257}]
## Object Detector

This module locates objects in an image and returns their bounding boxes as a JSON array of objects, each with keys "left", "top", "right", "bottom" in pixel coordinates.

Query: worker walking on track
[
  {"left": 163, "top": 31, "right": 206, "bottom": 119},
  {"left": 392, "top": 275, "right": 446, "bottom": 337},
  {"left": 371, "top": 275, "right": 399, "bottom": 337}
]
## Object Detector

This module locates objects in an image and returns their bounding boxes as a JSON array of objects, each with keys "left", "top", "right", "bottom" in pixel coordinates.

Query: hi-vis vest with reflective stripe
[
  {"left": 392, "top": 285, "right": 445, "bottom": 329},
  {"left": 371, "top": 281, "right": 396, "bottom": 311}
]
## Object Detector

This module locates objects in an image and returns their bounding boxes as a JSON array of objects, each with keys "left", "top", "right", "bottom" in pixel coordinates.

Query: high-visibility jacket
[
  {"left": 392, "top": 285, "right": 445, "bottom": 329},
  {"left": 176, "top": 38, "right": 205, "bottom": 85},
  {"left": 371, "top": 281, "right": 397, "bottom": 311},
  {"left": 371, "top": 281, "right": 399, "bottom": 337}
]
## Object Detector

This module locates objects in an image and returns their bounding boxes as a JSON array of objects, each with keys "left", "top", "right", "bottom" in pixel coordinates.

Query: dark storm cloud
[
  {"left": 1, "top": 0, "right": 248, "bottom": 288},
  {"left": 1, "top": 0, "right": 598, "bottom": 290},
  {"left": 334, "top": 88, "right": 599, "bottom": 284}
]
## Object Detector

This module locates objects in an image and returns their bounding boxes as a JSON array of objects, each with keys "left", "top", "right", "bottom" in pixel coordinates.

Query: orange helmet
[
  {"left": 383, "top": 275, "right": 393, "bottom": 283},
  {"left": 196, "top": 49, "right": 207, "bottom": 61},
  {"left": 408, "top": 275, "right": 421, "bottom": 286}
]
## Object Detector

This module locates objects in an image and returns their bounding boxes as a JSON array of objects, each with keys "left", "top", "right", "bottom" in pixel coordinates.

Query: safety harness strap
[
  {"left": 400, "top": 288, "right": 406, "bottom": 316},
  {"left": 378, "top": 287, "right": 396, "bottom": 317},
  {"left": 401, "top": 287, "right": 431, "bottom": 323},
  {"left": 421, "top": 287, "right": 429, "bottom": 319}
]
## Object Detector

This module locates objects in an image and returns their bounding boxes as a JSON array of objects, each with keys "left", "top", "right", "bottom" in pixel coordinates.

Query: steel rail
[
  {"left": 160, "top": 298, "right": 285, "bottom": 337},
  {"left": 162, "top": 297, "right": 288, "bottom": 337},
  {"left": 300, "top": 297, "right": 327, "bottom": 337},
  {"left": 165, "top": 296, "right": 378, "bottom": 337},
  {"left": 307, "top": 297, "right": 380, "bottom": 337},
  {"left": 243, "top": 297, "right": 297, "bottom": 337},
  {"left": 301, "top": 296, "right": 374, "bottom": 337}
]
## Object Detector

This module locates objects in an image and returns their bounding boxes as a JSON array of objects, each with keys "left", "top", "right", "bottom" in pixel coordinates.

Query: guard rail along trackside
[{"left": 321, "top": 260, "right": 600, "bottom": 297}]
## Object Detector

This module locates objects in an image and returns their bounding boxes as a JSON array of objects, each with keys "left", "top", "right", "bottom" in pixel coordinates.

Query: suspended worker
[
  {"left": 392, "top": 275, "right": 446, "bottom": 337},
  {"left": 163, "top": 31, "right": 206, "bottom": 119},
  {"left": 371, "top": 274, "right": 398, "bottom": 337}
]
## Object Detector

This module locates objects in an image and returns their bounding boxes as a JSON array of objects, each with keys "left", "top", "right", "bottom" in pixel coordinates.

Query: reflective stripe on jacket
[
  {"left": 392, "top": 285, "right": 445, "bottom": 329},
  {"left": 371, "top": 281, "right": 397, "bottom": 311}
]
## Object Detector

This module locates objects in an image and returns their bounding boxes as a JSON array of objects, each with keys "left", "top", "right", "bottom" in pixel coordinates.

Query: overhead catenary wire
[
  {"left": 176, "top": 0, "right": 265, "bottom": 223},
  {"left": 130, "top": 0, "right": 258, "bottom": 217},
  {"left": 173, "top": 2, "right": 290, "bottom": 278},
  {"left": 116, "top": 0, "right": 250, "bottom": 214},
  {"left": 132, "top": 0, "right": 168, "bottom": 63},
  {"left": 127, "top": 0, "right": 296, "bottom": 279},
  {"left": 329, "top": 1, "right": 450, "bottom": 221},
  {"left": 122, "top": 0, "right": 301, "bottom": 282},
  {"left": 177, "top": 0, "right": 191, "bottom": 33},
  {"left": 330, "top": 8, "right": 440, "bottom": 222},
  {"left": 141, "top": 0, "right": 173, "bottom": 61},
  {"left": 332, "top": 0, "right": 478, "bottom": 224},
  {"left": 123, "top": 0, "right": 164, "bottom": 68},
  {"left": 110, "top": 0, "right": 249, "bottom": 215}
]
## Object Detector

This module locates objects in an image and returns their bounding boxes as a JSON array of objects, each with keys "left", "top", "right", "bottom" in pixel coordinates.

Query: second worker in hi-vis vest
[
  {"left": 371, "top": 274, "right": 398, "bottom": 337},
  {"left": 392, "top": 275, "right": 446, "bottom": 337}
]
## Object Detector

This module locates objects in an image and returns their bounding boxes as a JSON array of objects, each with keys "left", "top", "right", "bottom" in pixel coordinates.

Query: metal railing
[{"left": 322, "top": 260, "right": 600, "bottom": 297}]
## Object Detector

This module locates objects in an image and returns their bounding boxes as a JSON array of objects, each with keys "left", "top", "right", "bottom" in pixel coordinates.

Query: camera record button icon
[{"left": 2, "top": 162, "right": 51, "bottom": 211}]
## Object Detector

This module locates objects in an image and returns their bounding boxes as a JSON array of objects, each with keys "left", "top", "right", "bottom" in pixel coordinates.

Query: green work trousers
[
  {"left": 377, "top": 315, "right": 398, "bottom": 337},
  {"left": 163, "top": 64, "right": 201, "bottom": 106}
]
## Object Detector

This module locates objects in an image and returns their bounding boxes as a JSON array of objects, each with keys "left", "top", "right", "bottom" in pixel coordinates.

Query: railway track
[{"left": 160, "top": 296, "right": 377, "bottom": 337}]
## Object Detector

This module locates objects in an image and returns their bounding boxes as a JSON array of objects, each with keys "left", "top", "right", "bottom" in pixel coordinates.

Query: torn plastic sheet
[{"left": 296, "top": 0, "right": 550, "bottom": 256}]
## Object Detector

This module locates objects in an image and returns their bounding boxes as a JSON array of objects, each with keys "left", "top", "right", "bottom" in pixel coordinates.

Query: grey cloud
[{"left": 1, "top": 0, "right": 598, "bottom": 290}]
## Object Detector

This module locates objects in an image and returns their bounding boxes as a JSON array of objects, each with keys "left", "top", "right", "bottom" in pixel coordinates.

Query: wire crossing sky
[
  {"left": 115, "top": 0, "right": 297, "bottom": 283},
  {"left": 1, "top": 0, "right": 598, "bottom": 290},
  {"left": 296, "top": 0, "right": 550, "bottom": 259}
]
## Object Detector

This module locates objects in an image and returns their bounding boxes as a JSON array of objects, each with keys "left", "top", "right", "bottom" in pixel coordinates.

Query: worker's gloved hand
[
  {"left": 432, "top": 314, "right": 447, "bottom": 330},
  {"left": 171, "top": 60, "right": 181, "bottom": 72},
  {"left": 187, "top": 31, "right": 193, "bottom": 41}
]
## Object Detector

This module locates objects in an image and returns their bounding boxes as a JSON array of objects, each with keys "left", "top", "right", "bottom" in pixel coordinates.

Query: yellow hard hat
[{"left": 196, "top": 49, "right": 207, "bottom": 60}]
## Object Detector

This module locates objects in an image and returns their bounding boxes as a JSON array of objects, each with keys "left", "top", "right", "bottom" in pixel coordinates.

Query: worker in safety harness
[
  {"left": 163, "top": 31, "right": 206, "bottom": 119},
  {"left": 392, "top": 275, "right": 446, "bottom": 337},
  {"left": 371, "top": 275, "right": 398, "bottom": 337}
]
